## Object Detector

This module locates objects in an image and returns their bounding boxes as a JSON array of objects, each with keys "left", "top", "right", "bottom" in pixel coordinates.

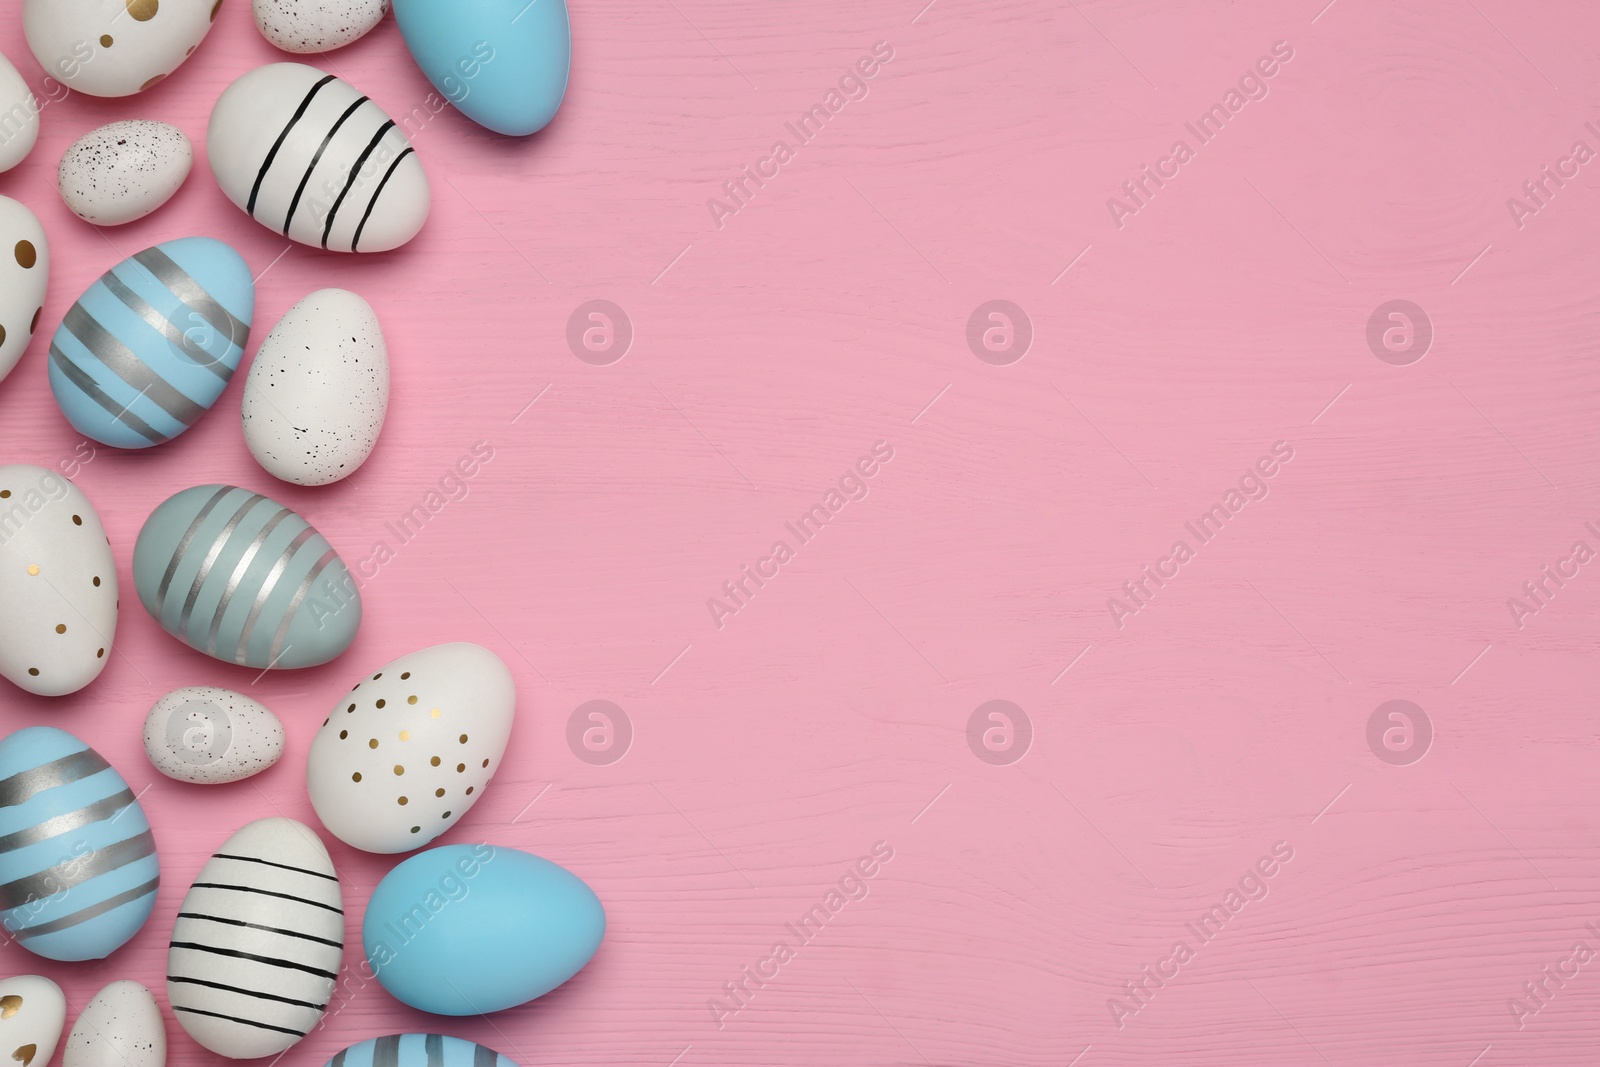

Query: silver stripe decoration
[
  {"left": 205, "top": 507, "right": 297, "bottom": 656},
  {"left": 0, "top": 790, "right": 135, "bottom": 853},
  {"left": 472, "top": 1041, "right": 498, "bottom": 1067},
  {"left": 131, "top": 248, "right": 250, "bottom": 350},
  {"left": 49, "top": 344, "right": 167, "bottom": 444},
  {"left": 424, "top": 1035, "right": 444, "bottom": 1067},
  {"left": 62, "top": 304, "right": 205, "bottom": 426},
  {"left": 98, "top": 270, "right": 233, "bottom": 383},
  {"left": 268, "top": 549, "right": 338, "bottom": 666},
  {"left": 176, "top": 494, "right": 267, "bottom": 638},
  {"left": 0, "top": 829, "right": 156, "bottom": 911},
  {"left": 156, "top": 486, "right": 235, "bottom": 612},
  {"left": 372, "top": 1035, "right": 402, "bottom": 1067},
  {"left": 0, "top": 749, "right": 109, "bottom": 808},
  {"left": 10, "top": 877, "right": 159, "bottom": 940},
  {"left": 234, "top": 527, "right": 318, "bottom": 665}
]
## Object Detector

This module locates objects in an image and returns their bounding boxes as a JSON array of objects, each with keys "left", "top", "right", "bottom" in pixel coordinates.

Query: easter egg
[
  {"left": 364, "top": 844, "right": 604, "bottom": 1015},
  {"left": 0, "top": 196, "right": 48, "bottom": 387},
  {"left": 393, "top": 0, "right": 570, "bottom": 136},
  {"left": 307, "top": 643, "right": 513, "bottom": 854},
  {"left": 0, "top": 51, "right": 40, "bottom": 172},
  {"left": 23, "top": 0, "right": 222, "bottom": 98},
  {"left": 59, "top": 120, "right": 193, "bottom": 226},
  {"left": 168, "top": 818, "right": 343, "bottom": 1059},
  {"left": 242, "top": 289, "right": 389, "bottom": 486},
  {"left": 253, "top": 0, "right": 389, "bottom": 53},
  {"left": 64, "top": 981, "right": 165, "bottom": 1067},
  {"left": 143, "top": 686, "right": 285, "bottom": 784},
  {"left": 208, "top": 63, "right": 430, "bottom": 253},
  {"left": 0, "top": 465, "right": 118, "bottom": 698},
  {"left": 0, "top": 976, "right": 66, "bottom": 1067},
  {"left": 132, "top": 484, "right": 362, "bottom": 670},
  {"left": 319, "top": 1035, "right": 519, "bottom": 1067},
  {"left": 47, "top": 236, "right": 254, "bottom": 449},
  {"left": 0, "top": 727, "right": 159, "bottom": 961}
]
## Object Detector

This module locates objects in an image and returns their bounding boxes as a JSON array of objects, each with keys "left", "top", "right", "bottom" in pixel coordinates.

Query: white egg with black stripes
[{"left": 167, "top": 818, "right": 344, "bottom": 1059}]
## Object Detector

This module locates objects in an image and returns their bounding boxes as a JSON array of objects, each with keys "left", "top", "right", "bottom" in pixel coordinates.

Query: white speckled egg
[
  {"left": 0, "top": 465, "right": 118, "bottom": 697},
  {"left": 254, "top": 0, "right": 388, "bottom": 53},
  {"left": 143, "top": 685, "right": 286, "bottom": 784},
  {"left": 0, "top": 50, "right": 40, "bottom": 172},
  {"left": 0, "top": 196, "right": 48, "bottom": 386},
  {"left": 64, "top": 981, "right": 165, "bottom": 1067},
  {"left": 242, "top": 289, "right": 389, "bottom": 486},
  {"left": 0, "top": 976, "right": 66, "bottom": 1067},
  {"left": 24, "top": 0, "right": 223, "bottom": 98},
  {"left": 307, "top": 643, "right": 515, "bottom": 854},
  {"left": 59, "top": 120, "right": 193, "bottom": 226}
]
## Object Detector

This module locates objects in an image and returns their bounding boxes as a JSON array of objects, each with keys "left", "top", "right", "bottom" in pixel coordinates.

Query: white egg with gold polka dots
[
  {"left": 23, "top": 0, "right": 223, "bottom": 99},
  {"left": 0, "top": 465, "right": 118, "bottom": 697},
  {"left": 307, "top": 642, "right": 515, "bottom": 853},
  {"left": 0, "top": 197, "right": 48, "bottom": 387}
]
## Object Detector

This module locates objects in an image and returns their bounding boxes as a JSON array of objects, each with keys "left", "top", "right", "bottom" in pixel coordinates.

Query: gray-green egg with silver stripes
[
  {"left": 320, "top": 1034, "right": 519, "bottom": 1067},
  {"left": 133, "top": 484, "right": 361, "bottom": 670}
]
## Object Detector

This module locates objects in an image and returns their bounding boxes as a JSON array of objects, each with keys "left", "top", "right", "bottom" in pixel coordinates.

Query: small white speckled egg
[
  {"left": 242, "top": 288, "right": 389, "bottom": 486},
  {"left": 0, "top": 196, "right": 47, "bottom": 386},
  {"left": 254, "top": 0, "right": 389, "bottom": 52},
  {"left": 0, "top": 50, "right": 40, "bottom": 173},
  {"left": 143, "top": 685, "right": 286, "bottom": 783},
  {"left": 59, "top": 120, "right": 193, "bottom": 226},
  {"left": 64, "top": 981, "right": 165, "bottom": 1067}
]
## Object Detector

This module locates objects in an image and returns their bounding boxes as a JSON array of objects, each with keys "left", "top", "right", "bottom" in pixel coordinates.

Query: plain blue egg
[
  {"left": 392, "top": 0, "right": 571, "bottom": 137},
  {"left": 363, "top": 844, "right": 604, "bottom": 1015}
]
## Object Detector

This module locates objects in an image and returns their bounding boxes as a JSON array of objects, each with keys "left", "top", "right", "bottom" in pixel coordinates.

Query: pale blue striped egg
[
  {"left": 321, "top": 1034, "right": 519, "bottom": 1067},
  {"left": 47, "top": 237, "right": 254, "bottom": 450},
  {"left": 0, "top": 726, "right": 160, "bottom": 962},
  {"left": 132, "top": 484, "right": 362, "bottom": 670}
]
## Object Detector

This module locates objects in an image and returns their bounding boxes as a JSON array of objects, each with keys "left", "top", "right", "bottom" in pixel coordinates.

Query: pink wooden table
[{"left": 2, "top": 0, "right": 1598, "bottom": 1064}]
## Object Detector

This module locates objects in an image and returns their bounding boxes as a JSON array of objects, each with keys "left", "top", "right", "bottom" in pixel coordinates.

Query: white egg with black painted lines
[
  {"left": 59, "top": 120, "right": 193, "bottom": 226},
  {"left": 24, "top": 0, "right": 223, "bottom": 98},
  {"left": 144, "top": 685, "right": 286, "bottom": 784},
  {"left": 254, "top": 0, "right": 389, "bottom": 53},
  {"left": 0, "top": 466, "right": 118, "bottom": 697},
  {"left": 64, "top": 981, "right": 165, "bottom": 1067},
  {"left": 168, "top": 817, "right": 344, "bottom": 1059},
  {"left": 0, "top": 51, "right": 40, "bottom": 172},
  {"left": 0, "top": 197, "right": 47, "bottom": 387},
  {"left": 0, "top": 976, "right": 66, "bottom": 1067},
  {"left": 242, "top": 289, "right": 389, "bottom": 486},
  {"left": 208, "top": 62, "right": 430, "bottom": 252},
  {"left": 307, "top": 643, "right": 515, "bottom": 854}
]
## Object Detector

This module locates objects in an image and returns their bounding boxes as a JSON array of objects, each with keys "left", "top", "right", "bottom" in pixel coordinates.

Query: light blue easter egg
[
  {"left": 48, "top": 236, "right": 253, "bottom": 449},
  {"left": 132, "top": 484, "right": 361, "bottom": 670},
  {"left": 320, "top": 1035, "right": 520, "bottom": 1067},
  {"left": 392, "top": 0, "right": 571, "bottom": 137},
  {"left": 0, "top": 726, "right": 159, "bottom": 961},
  {"left": 363, "top": 844, "right": 605, "bottom": 1015}
]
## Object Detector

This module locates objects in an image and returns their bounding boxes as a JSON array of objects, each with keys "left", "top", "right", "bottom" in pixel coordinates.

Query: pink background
[{"left": 2, "top": 0, "right": 1600, "bottom": 1063}]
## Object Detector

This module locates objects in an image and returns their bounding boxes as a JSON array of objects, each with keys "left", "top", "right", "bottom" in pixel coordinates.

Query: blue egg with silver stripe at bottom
[
  {"left": 323, "top": 1035, "right": 518, "bottom": 1067},
  {"left": 0, "top": 726, "right": 160, "bottom": 961},
  {"left": 47, "top": 236, "right": 253, "bottom": 450},
  {"left": 133, "top": 484, "right": 362, "bottom": 670}
]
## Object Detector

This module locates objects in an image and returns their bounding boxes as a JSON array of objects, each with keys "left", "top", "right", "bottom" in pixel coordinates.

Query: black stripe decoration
[
  {"left": 169, "top": 941, "right": 340, "bottom": 980},
  {"left": 188, "top": 882, "right": 344, "bottom": 913},
  {"left": 284, "top": 96, "right": 371, "bottom": 235},
  {"left": 321, "top": 120, "right": 395, "bottom": 249},
  {"left": 352, "top": 148, "right": 416, "bottom": 252},
  {"left": 171, "top": 1005, "right": 307, "bottom": 1038},
  {"left": 175, "top": 911, "right": 343, "bottom": 948},
  {"left": 249, "top": 74, "right": 338, "bottom": 215},
  {"left": 213, "top": 853, "right": 340, "bottom": 881},
  {"left": 167, "top": 974, "right": 328, "bottom": 1010}
]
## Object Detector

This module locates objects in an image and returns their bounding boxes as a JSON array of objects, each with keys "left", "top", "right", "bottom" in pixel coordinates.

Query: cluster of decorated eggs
[{"left": 0, "top": 2, "right": 597, "bottom": 1065}]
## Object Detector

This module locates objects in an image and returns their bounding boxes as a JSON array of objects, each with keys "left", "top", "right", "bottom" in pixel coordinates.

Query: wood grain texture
[{"left": 1, "top": 0, "right": 1598, "bottom": 1064}]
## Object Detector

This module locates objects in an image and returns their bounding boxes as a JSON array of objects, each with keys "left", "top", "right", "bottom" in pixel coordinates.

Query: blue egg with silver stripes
[
  {"left": 133, "top": 484, "right": 361, "bottom": 670},
  {"left": 47, "top": 237, "right": 254, "bottom": 450},
  {"left": 322, "top": 1035, "right": 519, "bottom": 1067},
  {"left": 0, "top": 726, "right": 159, "bottom": 961}
]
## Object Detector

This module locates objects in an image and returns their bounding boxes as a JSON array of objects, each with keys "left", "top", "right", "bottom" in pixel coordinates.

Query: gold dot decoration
[
  {"left": 482, "top": 758, "right": 490, "bottom": 768},
  {"left": 92, "top": 576, "right": 101, "bottom": 586},
  {"left": 352, "top": 772, "right": 362, "bottom": 782},
  {"left": 210, "top": 0, "right": 222, "bottom": 20},
  {"left": 430, "top": 708, "right": 441, "bottom": 719},
  {"left": 466, "top": 786, "right": 475, "bottom": 795},
  {"left": 435, "top": 788, "right": 445, "bottom": 798},
  {"left": 99, "top": 34, "right": 112, "bottom": 47},
  {"left": 456, "top": 763, "right": 465, "bottom": 773},
  {"left": 397, "top": 796, "right": 408, "bottom": 806},
  {"left": 14, "top": 242, "right": 35, "bottom": 269},
  {"left": 375, "top": 699, "right": 386, "bottom": 709},
  {"left": 26, "top": 565, "right": 38, "bottom": 576},
  {"left": 430, "top": 756, "right": 441, "bottom": 767},
  {"left": 407, "top": 696, "right": 418, "bottom": 705},
  {"left": 127, "top": 0, "right": 158, "bottom": 20},
  {"left": 53, "top": 624, "right": 65, "bottom": 634},
  {"left": 29, "top": 308, "right": 39, "bottom": 334},
  {"left": 27, "top": 668, "right": 38, "bottom": 677},
  {"left": 71, "top": 515, "right": 81, "bottom": 526},
  {"left": 368, "top": 739, "right": 378, "bottom": 749},
  {"left": 139, "top": 73, "right": 166, "bottom": 91},
  {"left": 410, "top": 825, "right": 421, "bottom": 834},
  {"left": 458, "top": 734, "right": 468, "bottom": 744},
  {"left": 96, "top": 648, "right": 104, "bottom": 658},
  {"left": 0, "top": 995, "right": 19, "bottom": 1018},
  {"left": 399, "top": 730, "right": 411, "bottom": 741},
  {"left": 393, "top": 764, "right": 404, "bottom": 776},
  {"left": 347, "top": 703, "right": 356, "bottom": 713},
  {"left": 441, "top": 811, "right": 451, "bottom": 819},
  {"left": 373, "top": 673, "right": 383, "bottom": 680},
  {"left": 339, "top": 730, "right": 348, "bottom": 740},
  {"left": 400, "top": 672, "right": 411, "bottom": 680},
  {"left": 1, "top": 490, "right": 12, "bottom": 499}
]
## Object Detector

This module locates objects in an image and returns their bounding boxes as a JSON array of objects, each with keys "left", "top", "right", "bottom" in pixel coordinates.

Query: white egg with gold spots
[
  {"left": 0, "top": 196, "right": 47, "bottom": 387},
  {"left": 0, "top": 51, "right": 41, "bottom": 173},
  {"left": 23, "top": 0, "right": 223, "bottom": 99},
  {"left": 307, "top": 642, "right": 514, "bottom": 854},
  {"left": 0, "top": 975, "right": 67, "bottom": 1067},
  {"left": 0, "top": 466, "right": 118, "bottom": 697}
]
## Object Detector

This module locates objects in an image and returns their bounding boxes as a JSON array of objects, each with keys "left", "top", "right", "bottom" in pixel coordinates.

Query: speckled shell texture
[
  {"left": 58, "top": 120, "right": 193, "bottom": 226},
  {"left": 253, "top": 0, "right": 389, "bottom": 53},
  {"left": 143, "top": 685, "right": 286, "bottom": 784}
]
